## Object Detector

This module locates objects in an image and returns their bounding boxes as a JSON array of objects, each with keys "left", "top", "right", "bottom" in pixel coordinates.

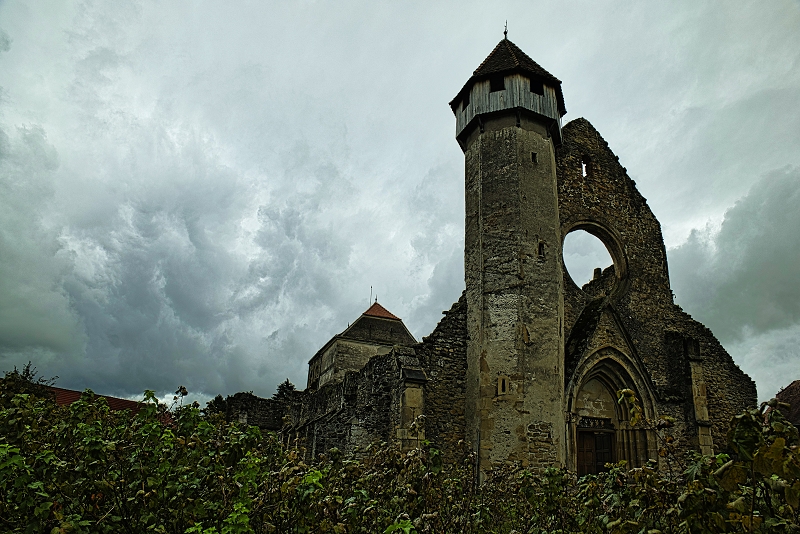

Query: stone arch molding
[
  {"left": 562, "top": 220, "right": 630, "bottom": 297},
  {"left": 566, "top": 347, "right": 658, "bottom": 474},
  {"left": 568, "top": 347, "right": 656, "bottom": 418}
]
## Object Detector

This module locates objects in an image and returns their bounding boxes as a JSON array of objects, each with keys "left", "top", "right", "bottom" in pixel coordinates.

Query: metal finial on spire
[{"left": 504, "top": 21, "right": 508, "bottom": 39}]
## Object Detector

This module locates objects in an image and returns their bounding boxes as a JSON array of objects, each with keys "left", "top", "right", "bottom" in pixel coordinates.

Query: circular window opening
[{"left": 563, "top": 230, "right": 615, "bottom": 290}]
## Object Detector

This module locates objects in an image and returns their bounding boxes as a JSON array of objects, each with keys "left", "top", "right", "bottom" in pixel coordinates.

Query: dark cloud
[
  {"left": 669, "top": 166, "right": 800, "bottom": 399},
  {"left": 726, "top": 325, "right": 800, "bottom": 401},
  {"left": 670, "top": 166, "right": 800, "bottom": 340},
  {"left": 0, "top": 125, "right": 82, "bottom": 357},
  {"left": 0, "top": 1, "right": 798, "bottom": 405},
  {"left": 638, "top": 87, "right": 800, "bottom": 245},
  {"left": 553, "top": 1, "right": 800, "bottom": 246}
]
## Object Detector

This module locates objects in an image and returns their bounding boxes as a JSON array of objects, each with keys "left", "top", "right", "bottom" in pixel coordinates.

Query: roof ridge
[{"left": 505, "top": 39, "right": 521, "bottom": 66}]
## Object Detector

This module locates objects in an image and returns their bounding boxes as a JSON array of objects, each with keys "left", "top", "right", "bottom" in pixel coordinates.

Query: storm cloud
[
  {"left": 1, "top": 1, "right": 798, "bottom": 404},
  {"left": 670, "top": 166, "right": 800, "bottom": 399}
]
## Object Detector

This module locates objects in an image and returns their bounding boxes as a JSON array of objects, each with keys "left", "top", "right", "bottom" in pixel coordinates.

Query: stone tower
[{"left": 450, "top": 37, "right": 568, "bottom": 474}]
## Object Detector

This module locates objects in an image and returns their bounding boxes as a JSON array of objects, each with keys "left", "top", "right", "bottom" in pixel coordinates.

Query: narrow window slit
[
  {"left": 499, "top": 376, "right": 509, "bottom": 395},
  {"left": 581, "top": 155, "right": 592, "bottom": 177}
]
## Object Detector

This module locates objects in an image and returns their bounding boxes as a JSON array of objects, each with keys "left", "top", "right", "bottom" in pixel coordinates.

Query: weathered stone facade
[
  {"left": 232, "top": 37, "right": 756, "bottom": 476},
  {"left": 414, "top": 295, "right": 468, "bottom": 462},
  {"left": 556, "top": 117, "right": 755, "bottom": 471},
  {"left": 225, "top": 392, "right": 287, "bottom": 431}
]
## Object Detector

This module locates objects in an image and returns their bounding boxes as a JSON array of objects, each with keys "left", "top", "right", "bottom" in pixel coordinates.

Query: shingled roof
[
  {"left": 473, "top": 38, "right": 561, "bottom": 82},
  {"left": 308, "top": 301, "right": 417, "bottom": 365},
  {"left": 340, "top": 300, "right": 416, "bottom": 345},
  {"left": 450, "top": 37, "right": 566, "bottom": 116}
]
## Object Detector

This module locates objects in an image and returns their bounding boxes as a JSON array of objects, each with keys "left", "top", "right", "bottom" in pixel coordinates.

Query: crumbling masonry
[{"left": 228, "top": 38, "right": 756, "bottom": 476}]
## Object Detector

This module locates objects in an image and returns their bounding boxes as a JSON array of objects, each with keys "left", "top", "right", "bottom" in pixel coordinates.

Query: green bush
[{"left": 1, "top": 373, "right": 797, "bottom": 533}]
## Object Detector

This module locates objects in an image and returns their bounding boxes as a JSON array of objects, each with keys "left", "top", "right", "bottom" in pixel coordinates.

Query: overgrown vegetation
[{"left": 1, "top": 370, "right": 798, "bottom": 533}]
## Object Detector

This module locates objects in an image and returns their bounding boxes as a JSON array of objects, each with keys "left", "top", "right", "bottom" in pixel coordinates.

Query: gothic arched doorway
[
  {"left": 575, "top": 377, "right": 618, "bottom": 476},
  {"left": 567, "top": 349, "right": 656, "bottom": 476}
]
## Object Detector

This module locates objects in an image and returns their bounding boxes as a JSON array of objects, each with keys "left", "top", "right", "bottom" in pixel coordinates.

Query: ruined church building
[{"left": 233, "top": 38, "right": 756, "bottom": 477}]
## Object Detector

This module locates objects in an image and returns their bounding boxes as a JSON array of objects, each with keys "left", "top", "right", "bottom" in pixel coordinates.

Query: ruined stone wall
[
  {"left": 307, "top": 357, "right": 321, "bottom": 390},
  {"left": 557, "top": 118, "right": 756, "bottom": 455},
  {"left": 558, "top": 118, "right": 672, "bottom": 382},
  {"left": 416, "top": 293, "right": 468, "bottom": 462},
  {"left": 667, "top": 311, "right": 757, "bottom": 453},
  {"left": 312, "top": 343, "right": 336, "bottom": 389},
  {"left": 251, "top": 297, "right": 465, "bottom": 460},
  {"left": 290, "top": 373, "right": 364, "bottom": 457},
  {"left": 311, "top": 340, "right": 393, "bottom": 390},
  {"left": 776, "top": 380, "right": 800, "bottom": 426},
  {"left": 225, "top": 392, "right": 288, "bottom": 432},
  {"left": 286, "top": 348, "right": 426, "bottom": 457},
  {"left": 281, "top": 295, "right": 469, "bottom": 460},
  {"left": 329, "top": 340, "right": 391, "bottom": 386}
]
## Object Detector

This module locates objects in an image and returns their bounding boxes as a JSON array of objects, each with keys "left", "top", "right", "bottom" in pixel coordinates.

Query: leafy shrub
[{"left": 1, "top": 374, "right": 797, "bottom": 533}]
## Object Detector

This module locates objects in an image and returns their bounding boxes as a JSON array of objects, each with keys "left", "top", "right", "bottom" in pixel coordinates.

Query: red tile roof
[
  {"left": 363, "top": 301, "right": 401, "bottom": 320},
  {"left": 47, "top": 386, "right": 143, "bottom": 414}
]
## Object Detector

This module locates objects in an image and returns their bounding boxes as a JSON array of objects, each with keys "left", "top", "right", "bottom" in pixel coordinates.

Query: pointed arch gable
[
  {"left": 592, "top": 306, "right": 654, "bottom": 386},
  {"left": 566, "top": 303, "right": 654, "bottom": 395}
]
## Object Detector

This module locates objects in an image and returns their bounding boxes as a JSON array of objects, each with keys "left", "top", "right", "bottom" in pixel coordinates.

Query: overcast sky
[{"left": 1, "top": 1, "right": 798, "bottom": 405}]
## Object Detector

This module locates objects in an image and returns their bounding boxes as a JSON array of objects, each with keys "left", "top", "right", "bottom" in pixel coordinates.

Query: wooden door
[
  {"left": 577, "top": 432, "right": 594, "bottom": 477},
  {"left": 577, "top": 431, "right": 614, "bottom": 477},
  {"left": 594, "top": 432, "right": 613, "bottom": 473}
]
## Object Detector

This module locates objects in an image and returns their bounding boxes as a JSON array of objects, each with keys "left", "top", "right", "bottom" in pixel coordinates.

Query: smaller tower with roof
[{"left": 306, "top": 301, "right": 417, "bottom": 391}]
